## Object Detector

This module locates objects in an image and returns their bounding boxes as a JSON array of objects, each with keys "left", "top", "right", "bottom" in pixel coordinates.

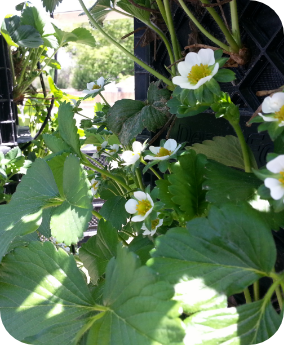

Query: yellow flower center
[
  {"left": 187, "top": 64, "right": 211, "bottom": 85},
  {"left": 92, "top": 84, "right": 101, "bottom": 90},
  {"left": 275, "top": 105, "right": 284, "bottom": 123},
  {"left": 156, "top": 147, "right": 172, "bottom": 157},
  {"left": 136, "top": 199, "right": 152, "bottom": 216},
  {"left": 279, "top": 171, "right": 284, "bottom": 184},
  {"left": 92, "top": 181, "right": 99, "bottom": 189},
  {"left": 151, "top": 219, "right": 160, "bottom": 230}
]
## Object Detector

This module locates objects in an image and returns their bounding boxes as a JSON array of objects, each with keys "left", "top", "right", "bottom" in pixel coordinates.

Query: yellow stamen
[
  {"left": 151, "top": 219, "right": 160, "bottom": 230},
  {"left": 275, "top": 105, "right": 284, "bottom": 123},
  {"left": 279, "top": 171, "right": 284, "bottom": 184},
  {"left": 92, "top": 84, "right": 101, "bottom": 90},
  {"left": 136, "top": 199, "right": 152, "bottom": 216},
  {"left": 92, "top": 181, "right": 99, "bottom": 189},
  {"left": 187, "top": 64, "right": 211, "bottom": 85},
  {"left": 156, "top": 147, "right": 172, "bottom": 157}
]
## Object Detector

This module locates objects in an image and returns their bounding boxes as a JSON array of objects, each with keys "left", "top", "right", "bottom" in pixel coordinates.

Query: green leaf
[
  {"left": 128, "top": 235, "right": 154, "bottom": 265},
  {"left": 107, "top": 83, "right": 171, "bottom": 145},
  {"left": 86, "top": 0, "right": 114, "bottom": 24},
  {"left": 46, "top": 152, "right": 69, "bottom": 197},
  {"left": 43, "top": 133, "right": 71, "bottom": 153},
  {"left": 189, "top": 135, "right": 258, "bottom": 170},
  {"left": 167, "top": 152, "right": 208, "bottom": 220},
  {"left": 167, "top": 97, "right": 181, "bottom": 115},
  {"left": 0, "top": 241, "right": 94, "bottom": 343},
  {"left": 148, "top": 203, "right": 276, "bottom": 306},
  {"left": 58, "top": 102, "right": 82, "bottom": 157},
  {"left": 100, "top": 195, "right": 128, "bottom": 230},
  {"left": 204, "top": 160, "right": 261, "bottom": 204},
  {"left": 79, "top": 219, "right": 118, "bottom": 284},
  {"left": 214, "top": 68, "right": 236, "bottom": 82},
  {"left": 206, "top": 78, "right": 221, "bottom": 95},
  {"left": 156, "top": 177, "right": 177, "bottom": 210},
  {"left": 52, "top": 23, "right": 77, "bottom": 46},
  {"left": 41, "top": 0, "right": 63, "bottom": 13},
  {"left": 47, "top": 58, "right": 61, "bottom": 69},
  {"left": 117, "top": 0, "right": 151, "bottom": 23},
  {"left": 71, "top": 27, "right": 96, "bottom": 47},
  {"left": 37, "top": 208, "right": 52, "bottom": 238},
  {"left": 21, "top": 6, "right": 45, "bottom": 35},
  {"left": 177, "top": 103, "right": 209, "bottom": 118},
  {"left": 50, "top": 155, "right": 93, "bottom": 245},
  {"left": 7, "top": 232, "right": 39, "bottom": 253},
  {"left": 184, "top": 299, "right": 282, "bottom": 344},
  {"left": 0, "top": 159, "right": 59, "bottom": 261},
  {"left": 2, "top": 15, "right": 44, "bottom": 48},
  {"left": 87, "top": 246, "right": 184, "bottom": 345}
]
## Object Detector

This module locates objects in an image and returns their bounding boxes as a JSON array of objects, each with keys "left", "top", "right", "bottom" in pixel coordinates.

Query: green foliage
[
  {"left": 100, "top": 195, "right": 129, "bottom": 230},
  {"left": 87, "top": 0, "right": 116, "bottom": 24},
  {"left": 107, "top": 82, "right": 171, "bottom": 145},
  {"left": 86, "top": 246, "right": 185, "bottom": 345},
  {"left": 70, "top": 19, "right": 134, "bottom": 89},
  {"left": 204, "top": 160, "right": 262, "bottom": 204},
  {"left": 79, "top": 219, "right": 118, "bottom": 284},
  {"left": 41, "top": 0, "right": 63, "bottom": 13},
  {"left": 118, "top": 0, "right": 151, "bottom": 23},
  {"left": 189, "top": 135, "right": 258, "bottom": 170},
  {"left": 0, "top": 241, "right": 94, "bottom": 344},
  {"left": 148, "top": 203, "right": 276, "bottom": 305}
]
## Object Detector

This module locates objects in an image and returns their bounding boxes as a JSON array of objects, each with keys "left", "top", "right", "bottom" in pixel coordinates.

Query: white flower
[
  {"left": 125, "top": 191, "right": 154, "bottom": 222},
  {"left": 264, "top": 155, "right": 284, "bottom": 200},
  {"left": 92, "top": 152, "right": 99, "bottom": 159},
  {"left": 141, "top": 213, "right": 163, "bottom": 236},
  {"left": 103, "top": 144, "right": 120, "bottom": 156},
  {"left": 83, "top": 77, "right": 105, "bottom": 95},
  {"left": 110, "top": 160, "right": 119, "bottom": 169},
  {"left": 172, "top": 49, "right": 219, "bottom": 90},
  {"left": 144, "top": 139, "right": 181, "bottom": 161},
  {"left": 91, "top": 179, "right": 100, "bottom": 195},
  {"left": 121, "top": 141, "right": 145, "bottom": 166},
  {"left": 259, "top": 92, "right": 284, "bottom": 127}
]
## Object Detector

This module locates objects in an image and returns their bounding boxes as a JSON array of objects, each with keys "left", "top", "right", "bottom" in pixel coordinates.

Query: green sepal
[
  {"left": 194, "top": 85, "right": 204, "bottom": 102},
  {"left": 206, "top": 78, "right": 221, "bottom": 95},
  {"left": 214, "top": 68, "right": 236, "bottom": 82},
  {"left": 158, "top": 159, "right": 170, "bottom": 173}
]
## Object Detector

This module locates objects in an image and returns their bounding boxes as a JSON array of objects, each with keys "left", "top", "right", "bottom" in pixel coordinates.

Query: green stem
[
  {"left": 8, "top": 47, "right": 16, "bottom": 85},
  {"left": 229, "top": 121, "right": 251, "bottom": 172},
  {"left": 147, "top": 21, "right": 176, "bottom": 75},
  {"left": 275, "top": 285, "right": 283, "bottom": 311},
  {"left": 156, "top": 0, "right": 168, "bottom": 26},
  {"left": 163, "top": 0, "right": 181, "bottom": 63},
  {"left": 118, "top": 233, "right": 129, "bottom": 246},
  {"left": 77, "top": 112, "right": 92, "bottom": 119},
  {"left": 200, "top": 0, "right": 239, "bottom": 52},
  {"left": 230, "top": 0, "right": 242, "bottom": 47},
  {"left": 244, "top": 287, "right": 252, "bottom": 304},
  {"left": 83, "top": 157, "right": 131, "bottom": 191},
  {"left": 121, "top": 229, "right": 136, "bottom": 237},
  {"left": 115, "top": 180, "right": 125, "bottom": 195},
  {"left": 99, "top": 92, "right": 110, "bottom": 106},
  {"left": 176, "top": 0, "right": 230, "bottom": 51},
  {"left": 113, "top": 8, "right": 133, "bottom": 18},
  {"left": 135, "top": 168, "right": 144, "bottom": 191},
  {"left": 253, "top": 280, "right": 260, "bottom": 301},
  {"left": 92, "top": 209, "right": 103, "bottom": 219},
  {"left": 85, "top": 154, "right": 105, "bottom": 169},
  {"left": 141, "top": 158, "right": 162, "bottom": 180},
  {"left": 17, "top": 49, "right": 34, "bottom": 87},
  {"left": 78, "top": 0, "right": 173, "bottom": 87}
]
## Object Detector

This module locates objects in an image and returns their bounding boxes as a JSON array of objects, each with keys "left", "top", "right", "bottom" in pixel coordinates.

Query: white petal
[
  {"left": 172, "top": 76, "right": 189, "bottom": 87},
  {"left": 177, "top": 61, "right": 190, "bottom": 77},
  {"left": 262, "top": 93, "right": 284, "bottom": 113},
  {"left": 134, "top": 191, "right": 147, "bottom": 201},
  {"left": 270, "top": 92, "right": 284, "bottom": 107},
  {"left": 87, "top": 82, "right": 95, "bottom": 90},
  {"left": 211, "top": 63, "right": 219, "bottom": 77},
  {"left": 185, "top": 52, "right": 201, "bottom": 67},
  {"left": 132, "top": 141, "right": 143, "bottom": 153},
  {"left": 164, "top": 139, "right": 177, "bottom": 151},
  {"left": 146, "top": 193, "right": 154, "bottom": 206},
  {"left": 266, "top": 155, "right": 284, "bottom": 173},
  {"left": 132, "top": 214, "right": 146, "bottom": 222},
  {"left": 144, "top": 155, "right": 156, "bottom": 161},
  {"left": 193, "top": 75, "right": 213, "bottom": 89},
  {"left": 141, "top": 223, "right": 148, "bottom": 231},
  {"left": 149, "top": 146, "right": 160, "bottom": 154},
  {"left": 142, "top": 229, "right": 151, "bottom": 235},
  {"left": 144, "top": 207, "right": 154, "bottom": 219},
  {"left": 259, "top": 113, "right": 278, "bottom": 122},
  {"left": 198, "top": 49, "right": 215, "bottom": 66},
  {"left": 265, "top": 178, "right": 284, "bottom": 200},
  {"left": 125, "top": 199, "right": 138, "bottom": 214},
  {"left": 172, "top": 144, "right": 182, "bottom": 155},
  {"left": 155, "top": 155, "right": 170, "bottom": 161},
  {"left": 97, "top": 77, "right": 105, "bottom": 87}
]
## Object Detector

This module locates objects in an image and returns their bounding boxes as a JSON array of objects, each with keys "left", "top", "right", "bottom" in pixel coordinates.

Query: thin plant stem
[
  {"left": 78, "top": 0, "right": 174, "bottom": 87},
  {"left": 275, "top": 285, "right": 283, "bottom": 311},
  {"left": 244, "top": 287, "right": 252, "bottom": 304},
  {"left": 229, "top": 121, "right": 251, "bottom": 172},
  {"left": 84, "top": 154, "right": 105, "bottom": 169},
  {"left": 155, "top": 0, "right": 168, "bottom": 26},
  {"left": 147, "top": 21, "right": 176, "bottom": 74},
  {"left": 176, "top": 0, "right": 231, "bottom": 51},
  {"left": 200, "top": 0, "right": 239, "bottom": 52},
  {"left": 141, "top": 158, "right": 162, "bottom": 180},
  {"left": 8, "top": 47, "right": 16, "bottom": 85},
  {"left": 113, "top": 8, "right": 133, "bottom": 18},
  {"left": 230, "top": 0, "right": 241, "bottom": 47},
  {"left": 253, "top": 280, "right": 260, "bottom": 301},
  {"left": 135, "top": 168, "right": 144, "bottom": 191},
  {"left": 17, "top": 49, "right": 33, "bottom": 86},
  {"left": 77, "top": 112, "right": 92, "bottom": 119},
  {"left": 115, "top": 180, "right": 125, "bottom": 195},
  {"left": 164, "top": 0, "right": 181, "bottom": 63},
  {"left": 99, "top": 92, "right": 110, "bottom": 106},
  {"left": 92, "top": 209, "right": 103, "bottom": 219},
  {"left": 118, "top": 233, "right": 129, "bottom": 246},
  {"left": 83, "top": 157, "right": 131, "bottom": 191}
]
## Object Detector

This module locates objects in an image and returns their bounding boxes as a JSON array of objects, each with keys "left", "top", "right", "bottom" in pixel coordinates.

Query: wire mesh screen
[{"left": 0, "top": 35, "right": 17, "bottom": 149}]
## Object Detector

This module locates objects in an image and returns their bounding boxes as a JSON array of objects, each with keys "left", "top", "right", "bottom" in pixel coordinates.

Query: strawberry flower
[{"left": 125, "top": 191, "right": 154, "bottom": 222}]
